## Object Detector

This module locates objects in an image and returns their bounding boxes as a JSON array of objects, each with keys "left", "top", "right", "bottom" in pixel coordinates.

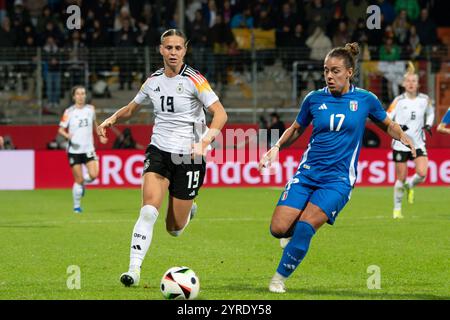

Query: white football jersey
[
  {"left": 133, "top": 64, "right": 219, "bottom": 154},
  {"left": 59, "top": 104, "right": 96, "bottom": 154},
  {"left": 387, "top": 93, "right": 435, "bottom": 152}
]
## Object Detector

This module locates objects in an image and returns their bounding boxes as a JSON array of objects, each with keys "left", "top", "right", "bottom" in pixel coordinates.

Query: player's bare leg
[
  {"left": 121, "top": 173, "right": 169, "bottom": 287},
  {"left": 270, "top": 205, "right": 301, "bottom": 249},
  {"left": 85, "top": 159, "right": 99, "bottom": 183},
  {"left": 269, "top": 203, "right": 327, "bottom": 293},
  {"left": 165, "top": 196, "right": 196, "bottom": 237},
  {"left": 71, "top": 164, "right": 84, "bottom": 213},
  {"left": 393, "top": 162, "right": 407, "bottom": 219},
  {"left": 406, "top": 156, "right": 428, "bottom": 204}
]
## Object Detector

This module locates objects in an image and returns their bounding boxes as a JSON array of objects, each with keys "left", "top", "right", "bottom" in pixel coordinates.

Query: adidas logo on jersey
[
  {"left": 153, "top": 86, "right": 160, "bottom": 92},
  {"left": 189, "top": 191, "right": 196, "bottom": 197},
  {"left": 318, "top": 104, "right": 328, "bottom": 110}
]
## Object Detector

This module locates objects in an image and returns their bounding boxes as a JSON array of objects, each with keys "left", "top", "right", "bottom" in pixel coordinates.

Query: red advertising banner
[{"left": 34, "top": 149, "right": 450, "bottom": 189}]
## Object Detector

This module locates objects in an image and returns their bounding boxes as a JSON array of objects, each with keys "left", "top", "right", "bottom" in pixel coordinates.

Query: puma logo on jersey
[{"left": 318, "top": 104, "right": 328, "bottom": 110}]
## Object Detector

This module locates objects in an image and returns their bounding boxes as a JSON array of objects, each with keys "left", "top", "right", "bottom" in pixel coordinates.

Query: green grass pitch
[{"left": 0, "top": 187, "right": 448, "bottom": 300}]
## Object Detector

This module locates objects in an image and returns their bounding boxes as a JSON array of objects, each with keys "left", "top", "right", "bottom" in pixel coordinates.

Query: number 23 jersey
[
  {"left": 295, "top": 86, "right": 387, "bottom": 187},
  {"left": 134, "top": 64, "right": 219, "bottom": 154},
  {"left": 59, "top": 104, "right": 96, "bottom": 154}
]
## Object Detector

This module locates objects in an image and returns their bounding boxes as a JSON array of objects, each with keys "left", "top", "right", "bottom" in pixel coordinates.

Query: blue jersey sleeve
[
  {"left": 367, "top": 92, "right": 387, "bottom": 123},
  {"left": 295, "top": 92, "right": 314, "bottom": 127},
  {"left": 442, "top": 109, "right": 450, "bottom": 124}
]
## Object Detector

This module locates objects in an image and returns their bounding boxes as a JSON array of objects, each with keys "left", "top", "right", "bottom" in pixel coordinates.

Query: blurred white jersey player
[
  {"left": 387, "top": 63, "right": 435, "bottom": 219},
  {"left": 58, "top": 86, "right": 107, "bottom": 213}
]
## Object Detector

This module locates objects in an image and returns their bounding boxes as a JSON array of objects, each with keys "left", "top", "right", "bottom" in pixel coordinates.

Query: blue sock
[{"left": 276, "top": 221, "right": 316, "bottom": 278}]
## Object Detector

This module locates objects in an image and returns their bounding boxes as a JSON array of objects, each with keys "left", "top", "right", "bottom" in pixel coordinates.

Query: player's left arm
[
  {"left": 368, "top": 92, "right": 415, "bottom": 156},
  {"left": 202, "top": 100, "right": 228, "bottom": 146},
  {"left": 377, "top": 116, "right": 416, "bottom": 157},
  {"left": 423, "top": 97, "right": 435, "bottom": 136}
]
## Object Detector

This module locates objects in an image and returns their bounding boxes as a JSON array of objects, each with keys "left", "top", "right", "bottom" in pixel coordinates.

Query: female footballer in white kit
[
  {"left": 97, "top": 29, "right": 228, "bottom": 287},
  {"left": 387, "top": 63, "right": 435, "bottom": 219},
  {"left": 58, "top": 85, "right": 107, "bottom": 213}
]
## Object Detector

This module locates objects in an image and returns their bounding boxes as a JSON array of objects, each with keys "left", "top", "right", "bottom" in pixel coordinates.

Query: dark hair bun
[{"left": 344, "top": 42, "right": 360, "bottom": 57}]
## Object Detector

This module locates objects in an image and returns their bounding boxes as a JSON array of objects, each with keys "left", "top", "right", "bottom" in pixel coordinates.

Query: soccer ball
[{"left": 160, "top": 266, "right": 200, "bottom": 300}]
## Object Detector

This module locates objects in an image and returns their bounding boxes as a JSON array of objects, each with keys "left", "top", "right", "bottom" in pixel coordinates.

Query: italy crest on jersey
[{"left": 349, "top": 100, "right": 358, "bottom": 111}]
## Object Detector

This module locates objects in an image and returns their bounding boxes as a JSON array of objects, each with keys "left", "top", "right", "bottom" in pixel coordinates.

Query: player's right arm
[
  {"left": 58, "top": 109, "right": 71, "bottom": 140},
  {"left": 258, "top": 121, "right": 306, "bottom": 171},
  {"left": 97, "top": 100, "right": 142, "bottom": 138}
]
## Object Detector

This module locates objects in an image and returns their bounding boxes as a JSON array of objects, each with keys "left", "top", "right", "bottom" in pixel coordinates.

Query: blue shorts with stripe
[{"left": 276, "top": 173, "right": 352, "bottom": 225}]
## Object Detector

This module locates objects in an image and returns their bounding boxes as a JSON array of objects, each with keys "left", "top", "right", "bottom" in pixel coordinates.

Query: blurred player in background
[
  {"left": 258, "top": 43, "right": 415, "bottom": 293},
  {"left": 58, "top": 85, "right": 108, "bottom": 213},
  {"left": 97, "top": 29, "right": 227, "bottom": 287},
  {"left": 387, "top": 62, "right": 435, "bottom": 219},
  {"left": 437, "top": 107, "right": 450, "bottom": 135}
]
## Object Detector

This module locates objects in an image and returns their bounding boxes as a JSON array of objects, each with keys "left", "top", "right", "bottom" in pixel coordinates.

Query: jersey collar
[{"left": 324, "top": 84, "right": 355, "bottom": 95}]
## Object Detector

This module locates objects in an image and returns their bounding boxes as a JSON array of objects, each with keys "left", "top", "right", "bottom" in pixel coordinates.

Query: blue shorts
[{"left": 277, "top": 174, "right": 352, "bottom": 225}]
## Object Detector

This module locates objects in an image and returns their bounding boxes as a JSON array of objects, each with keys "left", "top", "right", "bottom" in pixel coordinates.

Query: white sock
[
  {"left": 408, "top": 173, "right": 425, "bottom": 188},
  {"left": 72, "top": 183, "right": 83, "bottom": 208},
  {"left": 129, "top": 205, "right": 158, "bottom": 271},
  {"left": 272, "top": 272, "right": 287, "bottom": 281},
  {"left": 394, "top": 180, "right": 404, "bottom": 210}
]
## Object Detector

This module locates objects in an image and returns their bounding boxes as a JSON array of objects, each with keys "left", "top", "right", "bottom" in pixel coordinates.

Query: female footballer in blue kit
[
  {"left": 437, "top": 107, "right": 450, "bottom": 135},
  {"left": 258, "top": 43, "right": 416, "bottom": 293}
]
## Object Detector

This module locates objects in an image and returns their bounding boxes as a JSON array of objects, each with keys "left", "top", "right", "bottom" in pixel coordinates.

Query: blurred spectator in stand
[
  {"left": 282, "top": 23, "right": 309, "bottom": 71},
  {"left": 65, "top": 30, "right": 87, "bottom": 90},
  {"left": 332, "top": 19, "right": 351, "bottom": 47},
  {"left": 221, "top": 0, "right": 233, "bottom": 25},
  {"left": 254, "top": 9, "right": 273, "bottom": 30},
  {"left": 87, "top": 19, "right": 111, "bottom": 47},
  {"left": 43, "top": 36, "right": 62, "bottom": 113},
  {"left": 230, "top": 6, "right": 254, "bottom": 29},
  {"left": 114, "top": 5, "right": 135, "bottom": 31},
  {"left": 0, "top": 0, "right": 6, "bottom": 24},
  {"left": 305, "top": 0, "right": 331, "bottom": 36},
  {"left": 415, "top": 8, "right": 437, "bottom": 47},
  {"left": 40, "top": 20, "right": 64, "bottom": 46},
  {"left": 36, "top": 5, "right": 59, "bottom": 34},
  {"left": 96, "top": 0, "right": 116, "bottom": 32},
  {"left": 111, "top": 127, "right": 145, "bottom": 150},
  {"left": 8, "top": 0, "right": 31, "bottom": 30},
  {"left": 114, "top": 18, "right": 136, "bottom": 90},
  {"left": 210, "top": 13, "right": 235, "bottom": 87},
  {"left": 276, "top": 2, "right": 297, "bottom": 47},
  {"left": 379, "top": 36, "right": 401, "bottom": 61},
  {"left": 189, "top": 10, "right": 212, "bottom": 78},
  {"left": 394, "top": 0, "right": 420, "bottom": 22},
  {"left": 203, "top": 0, "right": 218, "bottom": 28},
  {"left": 306, "top": 26, "right": 332, "bottom": 61},
  {"left": 406, "top": 25, "right": 422, "bottom": 60},
  {"left": 0, "top": 16, "right": 15, "bottom": 46},
  {"left": 345, "top": 0, "right": 369, "bottom": 34},
  {"left": 392, "top": 9, "right": 410, "bottom": 46},
  {"left": 376, "top": 0, "right": 396, "bottom": 25},
  {"left": 268, "top": 112, "right": 286, "bottom": 148}
]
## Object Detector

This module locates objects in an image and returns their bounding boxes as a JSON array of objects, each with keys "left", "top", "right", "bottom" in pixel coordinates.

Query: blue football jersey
[
  {"left": 295, "top": 86, "right": 387, "bottom": 187},
  {"left": 442, "top": 108, "right": 450, "bottom": 124}
]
